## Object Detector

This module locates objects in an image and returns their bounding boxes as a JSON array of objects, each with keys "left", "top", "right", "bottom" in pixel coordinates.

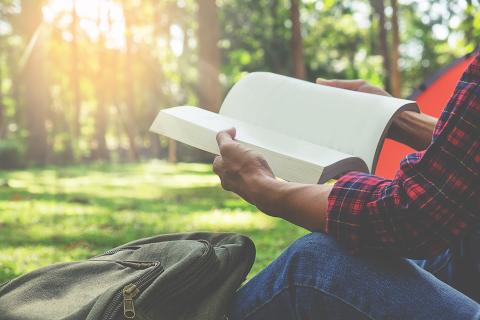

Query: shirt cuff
[{"left": 325, "top": 171, "right": 390, "bottom": 253}]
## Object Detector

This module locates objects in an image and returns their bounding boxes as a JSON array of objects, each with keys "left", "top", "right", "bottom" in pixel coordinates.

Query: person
[{"left": 212, "top": 52, "right": 480, "bottom": 320}]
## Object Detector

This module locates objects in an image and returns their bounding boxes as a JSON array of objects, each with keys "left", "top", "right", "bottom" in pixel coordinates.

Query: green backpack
[{"left": 0, "top": 232, "right": 255, "bottom": 320}]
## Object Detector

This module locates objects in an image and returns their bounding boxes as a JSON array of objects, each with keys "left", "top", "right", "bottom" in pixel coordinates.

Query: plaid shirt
[{"left": 325, "top": 53, "right": 480, "bottom": 258}]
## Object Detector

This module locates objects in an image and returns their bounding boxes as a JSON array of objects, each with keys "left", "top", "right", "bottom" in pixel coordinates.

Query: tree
[
  {"left": 92, "top": 3, "right": 110, "bottom": 161},
  {"left": 147, "top": 0, "right": 169, "bottom": 160},
  {"left": 6, "top": 44, "right": 21, "bottom": 132},
  {"left": 389, "top": 0, "right": 401, "bottom": 97},
  {"left": 197, "top": 0, "right": 222, "bottom": 113},
  {"left": 0, "top": 48, "right": 5, "bottom": 139},
  {"left": 370, "top": 0, "right": 390, "bottom": 91},
  {"left": 70, "top": 0, "right": 81, "bottom": 154},
  {"left": 290, "top": 0, "right": 305, "bottom": 79},
  {"left": 122, "top": 0, "right": 140, "bottom": 161},
  {"left": 0, "top": 0, "right": 477, "bottom": 166},
  {"left": 20, "top": 0, "right": 49, "bottom": 165},
  {"left": 268, "top": 0, "right": 287, "bottom": 74}
]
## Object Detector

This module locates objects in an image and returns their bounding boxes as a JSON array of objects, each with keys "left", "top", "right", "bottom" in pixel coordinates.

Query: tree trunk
[
  {"left": 7, "top": 46, "right": 21, "bottom": 129},
  {"left": 371, "top": 0, "right": 390, "bottom": 92},
  {"left": 20, "top": 0, "right": 49, "bottom": 165},
  {"left": 290, "top": 0, "right": 306, "bottom": 79},
  {"left": 122, "top": 1, "right": 140, "bottom": 161},
  {"left": 71, "top": 0, "right": 81, "bottom": 155},
  {"left": 93, "top": 67, "right": 109, "bottom": 161},
  {"left": 197, "top": 0, "right": 222, "bottom": 113},
  {"left": 110, "top": 48, "right": 124, "bottom": 160},
  {"left": 268, "top": 0, "right": 283, "bottom": 73},
  {"left": 168, "top": 139, "right": 177, "bottom": 163},
  {"left": 465, "top": 0, "right": 474, "bottom": 45},
  {"left": 0, "top": 55, "right": 5, "bottom": 139},
  {"left": 93, "top": 3, "right": 110, "bottom": 161},
  {"left": 389, "top": 0, "right": 401, "bottom": 97},
  {"left": 147, "top": 1, "right": 165, "bottom": 160}
]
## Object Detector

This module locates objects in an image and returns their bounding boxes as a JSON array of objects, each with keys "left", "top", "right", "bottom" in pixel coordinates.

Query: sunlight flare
[{"left": 42, "top": 0, "right": 125, "bottom": 49}]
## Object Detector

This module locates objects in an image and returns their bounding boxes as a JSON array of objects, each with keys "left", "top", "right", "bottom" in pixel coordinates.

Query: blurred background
[
  {"left": 0, "top": 0, "right": 478, "bottom": 166},
  {"left": 0, "top": 0, "right": 479, "bottom": 283}
]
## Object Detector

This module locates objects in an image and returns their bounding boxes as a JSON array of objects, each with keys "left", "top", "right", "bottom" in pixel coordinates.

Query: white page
[
  {"left": 219, "top": 72, "right": 418, "bottom": 171},
  {"left": 150, "top": 106, "right": 365, "bottom": 184}
]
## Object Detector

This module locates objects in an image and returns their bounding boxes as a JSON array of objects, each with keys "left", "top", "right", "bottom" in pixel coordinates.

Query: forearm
[
  {"left": 388, "top": 111, "right": 438, "bottom": 150},
  {"left": 251, "top": 176, "right": 333, "bottom": 231}
]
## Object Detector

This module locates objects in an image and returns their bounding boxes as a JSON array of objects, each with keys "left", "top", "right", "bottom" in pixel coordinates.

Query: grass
[{"left": 0, "top": 161, "right": 308, "bottom": 283}]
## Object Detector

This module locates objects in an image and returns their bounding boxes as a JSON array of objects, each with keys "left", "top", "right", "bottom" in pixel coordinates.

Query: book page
[
  {"left": 150, "top": 106, "right": 366, "bottom": 184},
  {"left": 219, "top": 72, "right": 418, "bottom": 172}
]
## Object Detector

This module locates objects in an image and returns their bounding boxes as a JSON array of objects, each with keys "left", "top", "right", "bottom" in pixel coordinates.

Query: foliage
[
  {"left": 0, "top": 0, "right": 479, "bottom": 293},
  {"left": 0, "top": 162, "right": 308, "bottom": 283},
  {"left": 0, "top": 140, "right": 25, "bottom": 170},
  {"left": 0, "top": 0, "right": 478, "bottom": 165}
]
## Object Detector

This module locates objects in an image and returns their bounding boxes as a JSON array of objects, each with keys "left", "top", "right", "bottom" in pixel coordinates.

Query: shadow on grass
[
  {"left": 0, "top": 225, "right": 304, "bottom": 283},
  {"left": 0, "top": 221, "right": 296, "bottom": 259},
  {"left": 0, "top": 162, "right": 214, "bottom": 179},
  {"left": 0, "top": 185, "right": 259, "bottom": 214}
]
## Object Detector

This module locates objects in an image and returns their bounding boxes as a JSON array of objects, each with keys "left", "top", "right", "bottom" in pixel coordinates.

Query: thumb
[
  {"left": 315, "top": 77, "right": 330, "bottom": 84},
  {"left": 216, "top": 127, "right": 237, "bottom": 148},
  {"left": 224, "top": 127, "right": 236, "bottom": 139}
]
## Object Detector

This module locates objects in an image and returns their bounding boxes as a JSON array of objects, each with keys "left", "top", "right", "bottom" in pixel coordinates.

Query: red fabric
[
  {"left": 325, "top": 53, "right": 480, "bottom": 258},
  {"left": 375, "top": 54, "right": 476, "bottom": 179}
]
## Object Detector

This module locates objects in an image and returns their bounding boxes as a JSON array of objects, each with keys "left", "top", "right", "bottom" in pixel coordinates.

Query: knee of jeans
[
  {"left": 284, "top": 232, "right": 342, "bottom": 271},
  {"left": 289, "top": 232, "right": 339, "bottom": 253}
]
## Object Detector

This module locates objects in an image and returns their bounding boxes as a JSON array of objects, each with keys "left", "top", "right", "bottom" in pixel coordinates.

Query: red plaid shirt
[{"left": 325, "top": 52, "right": 480, "bottom": 258}]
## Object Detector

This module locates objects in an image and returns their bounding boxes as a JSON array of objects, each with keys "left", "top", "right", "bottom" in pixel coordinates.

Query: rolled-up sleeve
[{"left": 325, "top": 53, "right": 480, "bottom": 259}]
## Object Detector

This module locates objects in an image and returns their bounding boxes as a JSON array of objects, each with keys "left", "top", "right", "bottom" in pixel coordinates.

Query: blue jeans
[{"left": 228, "top": 229, "right": 480, "bottom": 320}]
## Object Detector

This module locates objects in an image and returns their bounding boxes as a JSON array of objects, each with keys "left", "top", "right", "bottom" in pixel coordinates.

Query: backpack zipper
[
  {"left": 103, "top": 261, "right": 164, "bottom": 320},
  {"left": 93, "top": 246, "right": 141, "bottom": 258},
  {"left": 106, "top": 240, "right": 215, "bottom": 318},
  {"left": 123, "top": 283, "right": 140, "bottom": 319}
]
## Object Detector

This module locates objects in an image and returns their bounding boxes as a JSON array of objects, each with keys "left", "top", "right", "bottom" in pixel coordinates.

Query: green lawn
[{"left": 0, "top": 161, "right": 307, "bottom": 283}]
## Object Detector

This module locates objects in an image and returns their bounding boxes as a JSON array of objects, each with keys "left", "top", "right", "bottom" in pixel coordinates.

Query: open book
[{"left": 150, "top": 72, "right": 418, "bottom": 184}]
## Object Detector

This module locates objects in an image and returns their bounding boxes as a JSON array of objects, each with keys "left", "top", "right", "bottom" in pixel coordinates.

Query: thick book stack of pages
[{"left": 150, "top": 72, "right": 418, "bottom": 184}]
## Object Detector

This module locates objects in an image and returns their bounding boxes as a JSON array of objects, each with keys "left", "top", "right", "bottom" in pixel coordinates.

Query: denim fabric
[
  {"left": 410, "top": 226, "right": 480, "bottom": 302},
  {"left": 228, "top": 230, "right": 480, "bottom": 320}
]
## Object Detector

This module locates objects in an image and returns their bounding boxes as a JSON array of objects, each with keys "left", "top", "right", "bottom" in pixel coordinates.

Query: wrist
[
  {"left": 388, "top": 111, "right": 436, "bottom": 150},
  {"left": 389, "top": 110, "right": 418, "bottom": 144},
  {"left": 247, "top": 175, "right": 285, "bottom": 215}
]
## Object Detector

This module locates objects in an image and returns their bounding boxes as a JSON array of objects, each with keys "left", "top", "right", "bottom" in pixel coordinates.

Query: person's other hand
[
  {"left": 213, "top": 128, "right": 275, "bottom": 204},
  {"left": 316, "top": 78, "right": 436, "bottom": 150},
  {"left": 316, "top": 78, "right": 391, "bottom": 97}
]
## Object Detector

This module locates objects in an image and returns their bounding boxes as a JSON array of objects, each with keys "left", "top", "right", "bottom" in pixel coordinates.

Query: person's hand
[
  {"left": 316, "top": 78, "right": 391, "bottom": 97},
  {"left": 213, "top": 128, "right": 275, "bottom": 204},
  {"left": 213, "top": 128, "right": 333, "bottom": 231},
  {"left": 316, "top": 78, "right": 436, "bottom": 150}
]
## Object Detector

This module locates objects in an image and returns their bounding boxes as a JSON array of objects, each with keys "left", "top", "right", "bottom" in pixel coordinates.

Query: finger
[
  {"left": 216, "top": 127, "right": 236, "bottom": 148},
  {"left": 213, "top": 156, "right": 231, "bottom": 191},
  {"left": 316, "top": 78, "right": 366, "bottom": 91},
  {"left": 220, "top": 180, "right": 232, "bottom": 192},
  {"left": 225, "top": 127, "right": 236, "bottom": 139},
  {"left": 212, "top": 155, "right": 224, "bottom": 176},
  {"left": 315, "top": 77, "right": 328, "bottom": 84}
]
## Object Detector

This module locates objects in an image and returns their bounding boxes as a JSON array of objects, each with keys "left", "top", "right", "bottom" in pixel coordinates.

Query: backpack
[{"left": 0, "top": 232, "right": 256, "bottom": 320}]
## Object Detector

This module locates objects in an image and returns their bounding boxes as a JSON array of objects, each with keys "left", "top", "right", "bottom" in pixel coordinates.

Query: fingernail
[{"left": 316, "top": 77, "right": 327, "bottom": 83}]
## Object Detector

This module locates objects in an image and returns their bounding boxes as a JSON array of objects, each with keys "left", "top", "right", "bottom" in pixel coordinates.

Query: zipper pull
[{"left": 123, "top": 283, "right": 140, "bottom": 319}]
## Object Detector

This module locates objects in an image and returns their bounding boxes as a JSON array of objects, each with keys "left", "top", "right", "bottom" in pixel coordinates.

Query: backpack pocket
[
  {"left": 128, "top": 240, "right": 221, "bottom": 320},
  {"left": 0, "top": 259, "right": 164, "bottom": 320},
  {"left": 98, "top": 261, "right": 164, "bottom": 320},
  {"left": 87, "top": 239, "right": 219, "bottom": 320}
]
